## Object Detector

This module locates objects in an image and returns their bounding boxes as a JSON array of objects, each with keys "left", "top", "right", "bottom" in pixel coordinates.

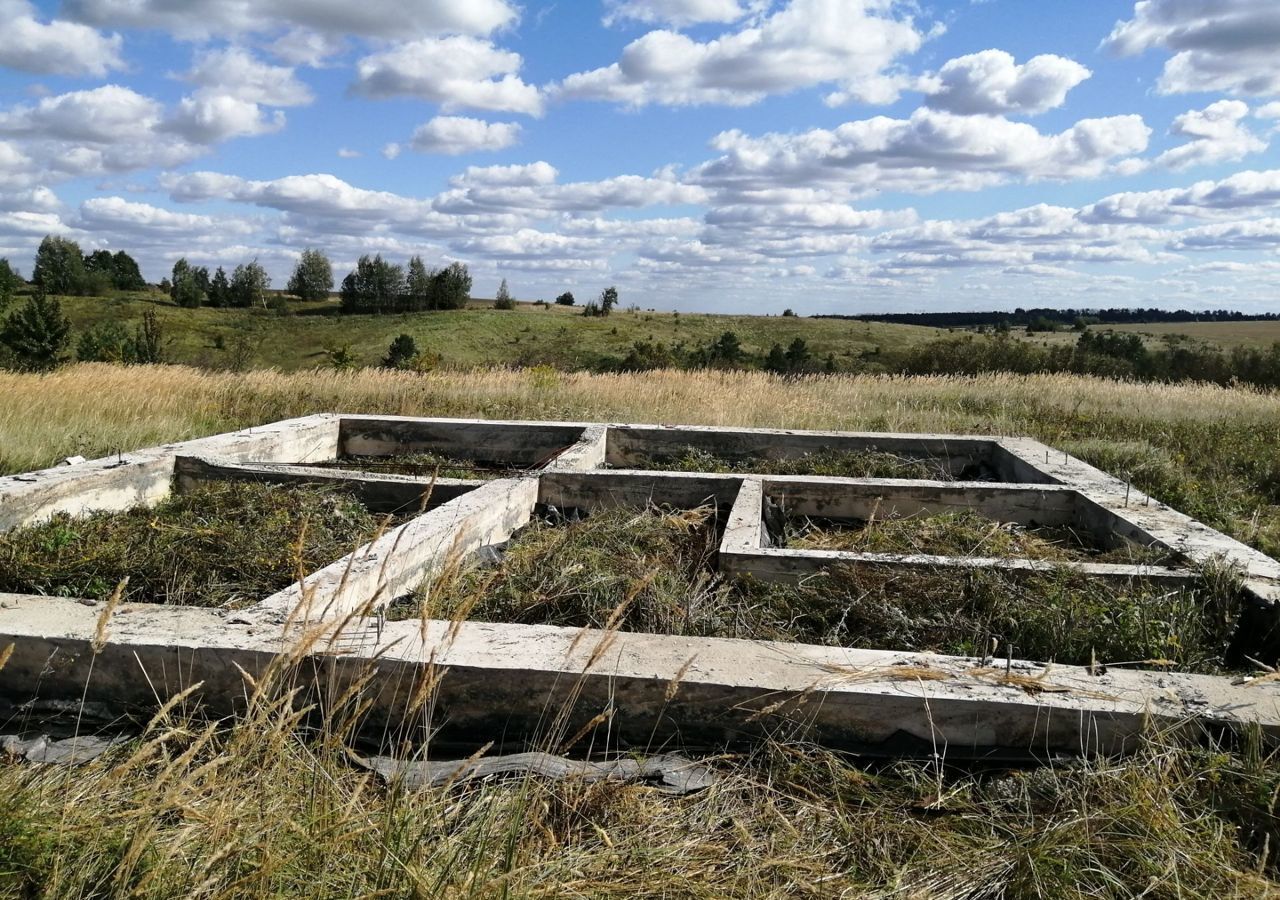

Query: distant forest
[{"left": 817, "top": 308, "right": 1280, "bottom": 328}]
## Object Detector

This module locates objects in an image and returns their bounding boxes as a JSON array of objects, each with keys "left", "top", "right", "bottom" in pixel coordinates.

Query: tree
[
  {"left": 382, "top": 333, "right": 419, "bottom": 369},
  {"left": 403, "top": 256, "right": 434, "bottom": 312},
  {"left": 0, "top": 258, "right": 19, "bottom": 311},
  {"left": 493, "top": 278, "right": 514, "bottom": 310},
  {"left": 554, "top": 291, "right": 575, "bottom": 306},
  {"left": 764, "top": 342, "right": 787, "bottom": 373},
  {"left": 781, "top": 308, "right": 797, "bottom": 317},
  {"left": 340, "top": 255, "right": 405, "bottom": 314},
  {"left": 170, "top": 258, "right": 206, "bottom": 308},
  {"left": 433, "top": 261, "right": 471, "bottom": 310},
  {"left": 208, "top": 266, "right": 230, "bottom": 307},
  {"left": 32, "top": 235, "right": 86, "bottom": 295},
  {"left": 287, "top": 248, "right": 334, "bottom": 301},
  {"left": 229, "top": 260, "right": 271, "bottom": 308},
  {"left": 0, "top": 290, "right": 71, "bottom": 371},
  {"left": 599, "top": 286, "right": 618, "bottom": 316},
  {"left": 111, "top": 251, "right": 146, "bottom": 291},
  {"left": 784, "top": 337, "right": 811, "bottom": 370}
]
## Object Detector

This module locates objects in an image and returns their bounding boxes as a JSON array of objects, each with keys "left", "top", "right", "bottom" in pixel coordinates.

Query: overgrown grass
[
  {"left": 0, "top": 482, "right": 385, "bottom": 607},
  {"left": 0, "top": 631, "right": 1275, "bottom": 898},
  {"left": 403, "top": 504, "right": 1237, "bottom": 672},
  {"left": 786, "top": 509, "right": 1178, "bottom": 565},
  {"left": 322, "top": 451, "right": 512, "bottom": 479},
  {"left": 620, "top": 445, "right": 954, "bottom": 479}
]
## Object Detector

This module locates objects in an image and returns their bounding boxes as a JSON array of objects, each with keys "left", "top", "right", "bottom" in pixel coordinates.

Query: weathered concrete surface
[
  {"left": 0, "top": 414, "right": 340, "bottom": 532},
  {"left": 3, "top": 595, "right": 1278, "bottom": 758},
  {"left": 235, "top": 476, "right": 540, "bottom": 626},
  {"left": 174, "top": 455, "right": 481, "bottom": 515},
  {"left": 539, "top": 470, "right": 744, "bottom": 512},
  {"left": 1000, "top": 437, "right": 1280, "bottom": 603},
  {"left": 607, "top": 424, "right": 1037, "bottom": 483},
  {"left": 720, "top": 547, "right": 1200, "bottom": 587},
  {"left": 760, "top": 477, "right": 1081, "bottom": 527},
  {"left": 338, "top": 415, "right": 588, "bottom": 468}
]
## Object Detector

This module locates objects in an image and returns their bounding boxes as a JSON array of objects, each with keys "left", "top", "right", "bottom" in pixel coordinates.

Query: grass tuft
[{"left": 0, "top": 482, "right": 387, "bottom": 607}]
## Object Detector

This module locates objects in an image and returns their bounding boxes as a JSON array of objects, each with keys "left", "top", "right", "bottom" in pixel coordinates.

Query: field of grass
[
  {"left": 2, "top": 364, "right": 1280, "bottom": 896},
  {"left": 1014, "top": 319, "right": 1280, "bottom": 350},
  {"left": 53, "top": 291, "right": 940, "bottom": 372}
]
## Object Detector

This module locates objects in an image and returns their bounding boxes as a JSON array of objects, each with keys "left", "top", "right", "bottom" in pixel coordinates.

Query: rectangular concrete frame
[{"left": 2, "top": 415, "right": 1279, "bottom": 760}]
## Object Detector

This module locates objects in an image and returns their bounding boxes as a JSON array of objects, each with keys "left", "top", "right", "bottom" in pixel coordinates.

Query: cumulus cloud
[
  {"left": 450, "top": 162, "right": 560, "bottom": 187},
  {"left": 76, "top": 196, "right": 249, "bottom": 236},
  {"left": 1155, "top": 100, "right": 1267, "bottom": 170},
  {"left": 352, "top": 37, "right": 542, "bottom": 115},
  {"left": 557, "top": 0, "right": 927, "bottom": 108},
  {"left": 406, "top": 116, "right": 521, "bottom": 155},
  {"left": 164, "top": 95, "right": 286, "bottom": 143},
  {"left": 270, "top": 29, "right": 345, "bottom": 67},
  {"left": 64, "top": 0, "right": 518, "bottom": 40},
  {"left": 1082, "top": 169, "right": 1280, "bottom": 224},
  {"left": 183, "top": 47, "right": 313, "bottom": 107},
  {"left": 1103, "top": 0, "right": 1280, "bottom": 96},
  {"left": 921, "top": 50, "right": 1090, "bottom": 116},
  {"left": 0, "top": 0, "right": 123, "bottom": 77},
  {"left": 0, "top": 85, "right": 162, "bottom": 144},
  {"left": 1167, "top": 217, "right": 1280, "bottom": 251},
  {"left": 692, "top": 107, "right": 1151, "bottom": 199},
  {"left": 603, "top": 0, "right": 754, "bottom": 27}
]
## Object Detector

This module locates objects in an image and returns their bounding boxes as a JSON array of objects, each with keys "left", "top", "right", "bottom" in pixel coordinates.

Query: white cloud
[
  {"left": 64, "top": 0, "right": 518, "bottom": 40},
  {"left": 184, "top": 47, "right": 313, "bottom": 107},
  {"left": 692, "top": 108, "right": 1151, "bottom": 199},
  {"left": 1103, "top": 0, "right": 1280, "bottom": 96},
  {"left": 557, "top": 0, "right": 928, "bottom": 108},
  {"left": 1083, "top": 169, "right": 1280, "bottom": 224},
  {"left": 1167, "top": 218, "right": 1280, "bottom": 251},
  {"left": 603, "top": 0, "right": 753, "bottom": 27},
  {"left": 406, "top": 116, "right": 521, "bottom": 155},
  {"left": 76, "top": 196, "right": 248, "bottom": 236},
  {"left": 270, "top": 29, "right": 345, "bottom": 67},
  {"left": 351, "top": 37, "right": 543, "bottom": 115},
  {"left": 0, "top": 85, "right": 162, "bottom": 144},
  {"left": 0, "top": 0, "right": 123, "bottom": 77},
  {"left": 450, "top": 162, "right": 559, "bottom": 187},
  {"left": 337, "top": 147, "right": 361, "bottom": 158},
  {"left": 1156, "top": 100, "right": 1267, "bottom": 170},
  {"left": 921, "top": 50, "right": 1090, "bottom": 116},
  {"left": 165, "top": 96, "right": 286, "bottom": 143}
]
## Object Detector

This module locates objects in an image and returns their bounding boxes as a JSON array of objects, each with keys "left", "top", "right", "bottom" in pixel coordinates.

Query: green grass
[
  {"left": 54, "top": 291, "right": 941, "bottom": 372},
  {"left": 787, "top": 509, "right": 1178, "bottom": 565},
  {"left": 0, "top": 482, "right": 387, "bottom": 607},
  {"left": 404, "top": 504, "right": 1236, "bottom": 672},
  {"left": 1013, "top": 320, "right": 1280, "bottom": 350},
  {"left": 321, "top": 451, "right": 512, "bottom": 479},
  {"left": 616, "top": 445, "right": 954, "bottom": 479}
]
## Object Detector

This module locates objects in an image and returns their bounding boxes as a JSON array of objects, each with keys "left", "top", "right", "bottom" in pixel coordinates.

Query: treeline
[
  {"left": 818, "top": 307, "right": 1280, "bottom": 328},
  {"left": 594, "top": 333, "right": 835, "bottom": 375},
  {"left": 890, "top": 332, "right": 1280, "bottom": 389},
  {"left": 22, "top": 235, "right": 147, "bottom": 296}
]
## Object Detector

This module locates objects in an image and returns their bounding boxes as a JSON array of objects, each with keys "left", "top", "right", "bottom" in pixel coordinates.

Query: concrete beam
[
  {"left": 538, "top": 470, "right": 744, "bottom": 512},
  {"left": 338, "top": 415, "right": 589, "bottom": 468},
  {"left": 3, "top": 594, "right": 1277, "bottom": 758},
  {"left": 606, "top": 424, "right": 1032, "bottom": 482},
  {"left": 720, "top": 546, "right": 1200, "bottom": 587},
  {"left": 235, "top": 475, "right": 540, "bottom": 626},
  {"left": 174, "top": 456, "right": 481, "bottom": 515},
  {"left": 0, "top": 414, "right": 340, "bottom": 532}
]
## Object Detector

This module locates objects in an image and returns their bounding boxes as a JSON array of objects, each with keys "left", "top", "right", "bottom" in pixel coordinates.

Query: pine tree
[{"left": 0, "top": 290, "right": 71, "bottom": 371}]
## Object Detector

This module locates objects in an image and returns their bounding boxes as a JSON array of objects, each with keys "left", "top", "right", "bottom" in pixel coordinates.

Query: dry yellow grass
[{"left": 3, "top": 363, "right": 1278, "bottom": 474}]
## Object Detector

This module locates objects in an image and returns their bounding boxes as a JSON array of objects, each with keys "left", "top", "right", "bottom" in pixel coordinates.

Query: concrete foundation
[{"left": 2, "top": 415, "right": 1278, "bottom": 759}]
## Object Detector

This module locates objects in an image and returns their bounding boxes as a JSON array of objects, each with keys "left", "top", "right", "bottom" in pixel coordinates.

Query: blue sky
[{"left": 2, "top": 0, "right": 1280, "bottom": 314}]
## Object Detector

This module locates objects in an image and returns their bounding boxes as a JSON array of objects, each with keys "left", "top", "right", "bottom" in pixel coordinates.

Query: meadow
[
  {"left": 2, "top": 364, "right": 1280, "bottom": 897},
  {"left": 55, "top": 292, "right": 939, "bottom": 372}
]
